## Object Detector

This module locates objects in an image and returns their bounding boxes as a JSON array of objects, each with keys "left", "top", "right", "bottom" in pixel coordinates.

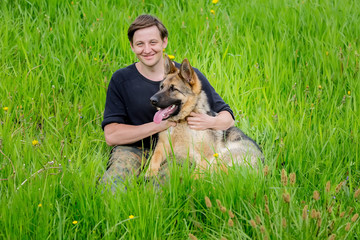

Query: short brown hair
[{"left": 128, "top": 15, "right": 168, "bottom": 43}]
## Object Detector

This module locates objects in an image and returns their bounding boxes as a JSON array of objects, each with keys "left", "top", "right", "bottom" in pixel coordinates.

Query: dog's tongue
[
  {"left": 153, "top": 109, "right": 168, "bottom": 124},
  {"left": 153, "top": 105, "right": 176, "bottom": 124}
]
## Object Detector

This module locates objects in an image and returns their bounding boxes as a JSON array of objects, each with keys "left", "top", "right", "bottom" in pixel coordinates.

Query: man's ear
[
  {"left": 162, "top": 37, "right": 168, "bottom": 49},
  {"left": 164, "top": 54, "right": 177, "bottom": 75},
  {"left": 180, "top": 58, "right": 195, "bottom": 85}
]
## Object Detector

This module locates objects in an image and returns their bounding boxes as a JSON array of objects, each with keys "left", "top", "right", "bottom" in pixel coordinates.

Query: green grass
[{"left": 1, "top": 0, "right": 359, "bottom": 239}]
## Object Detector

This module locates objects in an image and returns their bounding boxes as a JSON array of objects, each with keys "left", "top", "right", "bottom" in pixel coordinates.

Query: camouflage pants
[{"left": 101, "top": 145, "right": 169, "bottom": 191}]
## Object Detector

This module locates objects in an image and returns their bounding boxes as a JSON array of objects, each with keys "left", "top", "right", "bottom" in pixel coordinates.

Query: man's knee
[{"left": 104, "top": 145, "right": 148, "bottom": 180}]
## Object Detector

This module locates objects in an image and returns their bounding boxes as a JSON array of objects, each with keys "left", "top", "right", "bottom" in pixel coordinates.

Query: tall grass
[{"left": 1, "top": 0, "right": 359, "bottom": 239}]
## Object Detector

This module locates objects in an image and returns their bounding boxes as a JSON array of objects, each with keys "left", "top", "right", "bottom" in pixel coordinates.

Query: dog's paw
[
  {"left": 145, "top": 166, "right": 159, "bottom": 177},
  {"left": 191, "top": 166, "right": 204, "bottom": 180}
]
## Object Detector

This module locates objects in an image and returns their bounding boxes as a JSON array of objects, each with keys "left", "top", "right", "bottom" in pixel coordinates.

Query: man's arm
[
  {"left": 104, "top": 121, "right": 176, "bottom": 146},
  {"left": 186, "top": 111, "right": 234, "bottom": 131}
]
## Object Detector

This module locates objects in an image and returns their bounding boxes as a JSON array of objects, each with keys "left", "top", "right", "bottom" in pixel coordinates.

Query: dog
[{"left": 145, "top": 55, "right": 264, "bottom": 177}]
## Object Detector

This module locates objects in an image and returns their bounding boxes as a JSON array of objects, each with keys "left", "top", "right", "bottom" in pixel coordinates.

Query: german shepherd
[{"left": 145, "top": 55, "right": 264, "bottom": 177}]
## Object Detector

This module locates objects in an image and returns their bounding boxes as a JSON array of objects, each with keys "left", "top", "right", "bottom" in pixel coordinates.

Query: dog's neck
[
  {"left": 193, "top": 91, "right": 210, "bottom": 114},
  {"left": 170, "top": 91, "right": 210, "bottom": 123}
]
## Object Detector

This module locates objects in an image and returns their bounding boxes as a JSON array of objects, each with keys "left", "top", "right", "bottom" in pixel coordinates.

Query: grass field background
[{"left": 1, "top": 0, "right": 359, "bottom": 239}]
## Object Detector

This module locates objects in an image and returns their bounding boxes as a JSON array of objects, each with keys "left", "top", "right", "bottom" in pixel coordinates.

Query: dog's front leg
[
  {"left": 145, "top": 136, "right": 169, "bottom": 177},
  {"left": 191, "top": 153, "right": 208, "bottom": 179}
]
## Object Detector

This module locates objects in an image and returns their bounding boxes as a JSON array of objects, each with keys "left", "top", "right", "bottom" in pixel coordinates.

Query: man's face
[{"left": 131, "top": 25, "right": 168, "bottom": 68}]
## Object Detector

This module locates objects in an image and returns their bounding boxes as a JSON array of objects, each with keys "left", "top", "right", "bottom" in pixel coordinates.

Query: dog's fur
[{"left": 145, "top": 56, "right": 264, "bottom": 176}]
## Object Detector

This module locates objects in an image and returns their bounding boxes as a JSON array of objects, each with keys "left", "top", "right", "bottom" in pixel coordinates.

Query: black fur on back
[{"left": 224, "top": 127, "right": 263, "bottom": 152}]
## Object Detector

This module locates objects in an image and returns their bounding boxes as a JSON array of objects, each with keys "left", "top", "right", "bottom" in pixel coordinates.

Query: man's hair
[{"left": 128, "top": 15, "right": 168, "bottom": 44}]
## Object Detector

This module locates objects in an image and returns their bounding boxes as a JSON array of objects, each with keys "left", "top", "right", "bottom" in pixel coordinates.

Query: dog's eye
[
  {"left": 170, "top": 85, "right": 175, "bottom": 91},
  {"left": 160, "top": 84, "right": 164, "bottom": 90}
]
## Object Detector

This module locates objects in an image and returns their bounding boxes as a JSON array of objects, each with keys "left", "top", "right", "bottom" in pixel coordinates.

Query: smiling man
[{"left": 101, "top": 14, "right": 234, "bottom": 190}]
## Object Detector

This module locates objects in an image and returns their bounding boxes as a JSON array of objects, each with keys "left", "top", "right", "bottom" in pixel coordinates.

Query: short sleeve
[{"left": 101, "top": 75, "right": 127, "bottom": 129}]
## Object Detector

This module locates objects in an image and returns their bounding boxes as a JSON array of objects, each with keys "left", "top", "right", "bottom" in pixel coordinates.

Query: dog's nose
[{"left": 150, "top": 96, "right": 158, "bottom": 106}]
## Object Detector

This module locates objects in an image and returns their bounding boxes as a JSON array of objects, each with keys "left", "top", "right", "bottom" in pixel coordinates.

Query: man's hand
[
  {"left": 157, "top": 120, "right": 177, "bottom": 131},
  {"left": 187, "top": 111, "right": 234, "bottom": 131},
  {"left": 187, "top": 112, "right": 216, "bottom": 130}
]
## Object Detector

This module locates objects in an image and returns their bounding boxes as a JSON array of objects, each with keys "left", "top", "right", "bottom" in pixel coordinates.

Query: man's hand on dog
[
  {"left": 187, "top": 112, "right": 216, "bottom": 130},
  {"left": 157, "top": 120, "right": 177, "bottom": 131}
]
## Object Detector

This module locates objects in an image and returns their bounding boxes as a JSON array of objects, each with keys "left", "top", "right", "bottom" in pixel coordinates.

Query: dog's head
[{"left": 151, "top": 55, "right": 202, "bottom": 123}]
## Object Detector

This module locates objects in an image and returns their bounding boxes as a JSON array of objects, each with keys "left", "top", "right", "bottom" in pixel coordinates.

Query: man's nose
[{"left": 143, "top": 43, "right": 151, "bottom": 53}]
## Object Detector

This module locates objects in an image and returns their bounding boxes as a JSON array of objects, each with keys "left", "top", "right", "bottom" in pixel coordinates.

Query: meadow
[{"left": 1, "top": 0, "right": 359, "bottom": 239}]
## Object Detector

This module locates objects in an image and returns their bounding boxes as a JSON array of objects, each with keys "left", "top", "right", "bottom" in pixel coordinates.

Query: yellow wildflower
[
  {"left": 129, "top": 215, "right": 135, "bottom": 219},
  {"left": 348, "top": 91, "right": 350, "bottom": 95},
  {"left": 168, "top": 55, "right": 175, "bottom": 60},
  {"left": 72, "top": 221, "right": 78, "bottom": 224},
  {"left": 32, "top": 140, "right": 39, "bottom": 146},
  {"left": 213, "top": 153, "right": 219, "bottom": 158},
  {"left": 38, "top": 203, "right": 42, "bottom": 207},
  {"left": 210, "top": 10, "right": 215, "bottom": 15},
  {"left": 3, "top": 107, "right": 9, "bottom": 111},
  {"left": 94, "top": 57, "right": 98, "bottom": 61},
  {"left": 212, "top": 0, "right": 219, "bottom": 3}
]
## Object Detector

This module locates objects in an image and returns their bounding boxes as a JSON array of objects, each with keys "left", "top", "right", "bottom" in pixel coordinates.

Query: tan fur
[{"left": 145, "top": 56, "right": 264, "bottom": 177}]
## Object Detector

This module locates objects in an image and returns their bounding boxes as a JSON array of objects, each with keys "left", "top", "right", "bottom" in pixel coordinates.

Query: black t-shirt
[{"left": 102, "top": 62, "right": 234, "bottom": 148}]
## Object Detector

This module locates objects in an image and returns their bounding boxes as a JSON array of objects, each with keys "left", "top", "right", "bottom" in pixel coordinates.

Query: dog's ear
[
  {"left": 180, "top": 58, "right": 195, "bottom": 85},
  {"left": 164, "top": 54, "right": 177, "bottom": 75}
]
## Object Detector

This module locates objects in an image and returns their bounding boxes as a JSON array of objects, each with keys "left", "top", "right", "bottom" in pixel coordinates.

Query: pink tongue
[{"left": 153, "top": 109, "right": 167, "bottom": 124}]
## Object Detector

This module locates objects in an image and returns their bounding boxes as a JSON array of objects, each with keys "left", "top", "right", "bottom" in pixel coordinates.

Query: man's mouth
[
  {"left": 153, "top": 104, "right": 179, "bottom": 124},
  {"left": 143, "top": 54, "right": 155, "bottom": 60}
]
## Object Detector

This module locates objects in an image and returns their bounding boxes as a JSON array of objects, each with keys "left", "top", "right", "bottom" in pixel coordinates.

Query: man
[{"left": 102, "top": 14, "right": 234, "bottom": 189}]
